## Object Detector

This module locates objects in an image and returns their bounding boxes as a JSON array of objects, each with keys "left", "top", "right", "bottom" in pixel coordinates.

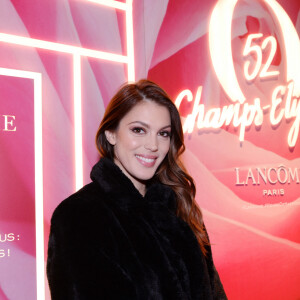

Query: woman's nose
[{"left": 144, "top": 134, "right": 158, "bottom": 151}]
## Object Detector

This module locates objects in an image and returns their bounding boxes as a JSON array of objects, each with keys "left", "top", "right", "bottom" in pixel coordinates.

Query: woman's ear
[{"left": 105, "top": 130, "right": 116, "bottom": 145}]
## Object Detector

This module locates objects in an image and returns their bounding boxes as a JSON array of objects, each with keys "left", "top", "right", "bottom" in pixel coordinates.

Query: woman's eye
[
  {"left": 159, "top": 131, "right": 171, "bottom": 138},
  {"left": 132, "top": 127, "right": 145, "bottom": 134}
]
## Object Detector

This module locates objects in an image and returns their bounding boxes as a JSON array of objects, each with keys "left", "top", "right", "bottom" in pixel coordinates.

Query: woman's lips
[{"left": 135, "top": 154, "right": 157, "bottom": 167}]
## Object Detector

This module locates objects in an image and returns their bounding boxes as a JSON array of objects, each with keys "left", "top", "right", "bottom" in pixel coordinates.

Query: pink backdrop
[{"left": 0, "top": 0, "right": 299, "bottom": 299}]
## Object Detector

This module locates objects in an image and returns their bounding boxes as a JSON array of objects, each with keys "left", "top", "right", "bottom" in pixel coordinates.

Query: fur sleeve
[
  {"left": 47, "top": 221, "right": 73, "bottom": 300},
  {"left": 212, "top": 264, "right": 228, "bottom": 300},
  {"left": 46, "top": 205, "right": 137, "bottom": 300},
  {"left": 202, "top": 225, "right": 228, "bottom": 300}
]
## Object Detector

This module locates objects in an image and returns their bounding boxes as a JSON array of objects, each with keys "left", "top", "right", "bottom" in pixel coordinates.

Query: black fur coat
[{"left": 47, "top": 158, "right": 227, "bottom": 300}]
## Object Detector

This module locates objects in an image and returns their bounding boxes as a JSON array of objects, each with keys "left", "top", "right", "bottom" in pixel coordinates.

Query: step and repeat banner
[{"left": 0, "top": 0, "right": 299, "bottom": 299}]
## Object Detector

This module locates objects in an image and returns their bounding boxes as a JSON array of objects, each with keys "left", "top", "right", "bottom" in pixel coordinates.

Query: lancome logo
[{"left": 235, "top": 166, "right": 299, "bottom": 197}]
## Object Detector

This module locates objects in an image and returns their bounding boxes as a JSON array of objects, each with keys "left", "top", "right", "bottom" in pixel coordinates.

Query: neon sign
[
  {"left": 0, "top": 0, "right": 135, "bottom": 191},
  {"left": 176, "top": 0, "right": 300, "bottom": 148}
]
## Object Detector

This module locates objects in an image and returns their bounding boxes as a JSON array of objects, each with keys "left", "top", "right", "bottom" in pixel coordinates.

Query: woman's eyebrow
[
  {"left": 127, "top": 121, "right": 150, "bottom": 128},
  {"left": 127, "top": 121, "right": 171, "bottom": 130}
]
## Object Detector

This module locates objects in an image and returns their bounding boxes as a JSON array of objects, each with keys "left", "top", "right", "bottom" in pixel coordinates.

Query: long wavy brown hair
[{"left": 95, "top": 79, "right": 209, "bottom": 255}]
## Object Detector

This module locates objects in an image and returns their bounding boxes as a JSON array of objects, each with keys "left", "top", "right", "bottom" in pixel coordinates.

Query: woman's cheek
[{"left": 162, "top": 140, "right": 171, "bottom": 155}]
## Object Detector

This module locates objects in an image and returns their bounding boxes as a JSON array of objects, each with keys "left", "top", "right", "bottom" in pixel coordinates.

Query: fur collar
[{"left": 90, "top": 158, "right": 177, "bottom": 212}]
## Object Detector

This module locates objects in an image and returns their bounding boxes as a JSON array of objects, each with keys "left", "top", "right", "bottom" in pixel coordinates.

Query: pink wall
[{"left": 0, "top": 0, "right": 299, "bottom": 299}]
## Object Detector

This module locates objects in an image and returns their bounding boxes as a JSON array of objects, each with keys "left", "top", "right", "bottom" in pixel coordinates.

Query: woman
[{"left": 47, "top": 79, "right": 227, "bottom": 299}]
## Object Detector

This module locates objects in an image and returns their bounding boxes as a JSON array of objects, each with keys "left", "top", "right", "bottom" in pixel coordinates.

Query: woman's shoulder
[{"left": 50, "top": 181, "right": 108, "bottom": 226}]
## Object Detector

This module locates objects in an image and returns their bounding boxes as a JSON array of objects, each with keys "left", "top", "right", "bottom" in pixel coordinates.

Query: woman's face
[{"left": 105, "top": 100, "right": 171, "bottom": 195}]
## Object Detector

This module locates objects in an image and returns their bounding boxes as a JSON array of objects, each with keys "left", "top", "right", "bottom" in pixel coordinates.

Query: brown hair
[{"left": 95, "top": 79, "right": 209, "bottom": 255}]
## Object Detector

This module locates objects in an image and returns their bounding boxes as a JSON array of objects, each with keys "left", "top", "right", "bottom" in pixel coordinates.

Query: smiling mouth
[{"left": 135, "top": 155, "right": 157, "bottom": 167}]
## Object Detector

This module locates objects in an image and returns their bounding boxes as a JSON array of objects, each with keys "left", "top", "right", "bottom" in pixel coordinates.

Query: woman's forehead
[{"left": 120, "top": 100, "right": 171, "bottom": 127}]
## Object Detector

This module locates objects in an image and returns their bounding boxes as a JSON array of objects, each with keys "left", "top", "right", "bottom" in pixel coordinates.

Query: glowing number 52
[{"left": 243, "top": 33, "right": 279, "bottom": 81}]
